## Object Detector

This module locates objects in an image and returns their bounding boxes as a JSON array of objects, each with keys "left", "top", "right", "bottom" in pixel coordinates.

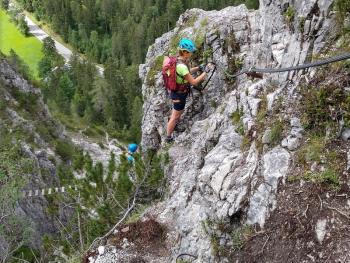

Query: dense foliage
[
  {"left": 16, "top": 0, "right": 258, "bottom": 65},
  {"left": 41, "top": 150, "right": 168, "bottom": 261}
]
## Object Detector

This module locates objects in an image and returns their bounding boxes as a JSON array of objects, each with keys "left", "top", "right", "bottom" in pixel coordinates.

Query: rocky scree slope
[{"left": 92, "top": 0, "right": 350, "bottom": 262}]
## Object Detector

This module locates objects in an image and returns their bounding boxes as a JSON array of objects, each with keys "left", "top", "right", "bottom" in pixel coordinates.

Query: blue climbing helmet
[
  {"left": 128, "top": 143, "right": 138, "bottom": 153},
  {"left": 178, "top": 38, "right": 196, "bottom": 53}
]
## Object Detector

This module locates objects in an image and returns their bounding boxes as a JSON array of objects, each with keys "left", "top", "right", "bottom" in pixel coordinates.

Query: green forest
[{"left": 1, "top": 0, "right": 259, "bottom": 143}]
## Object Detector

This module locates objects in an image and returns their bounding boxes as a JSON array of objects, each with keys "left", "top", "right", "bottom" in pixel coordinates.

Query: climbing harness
[{"left": 225, "top": 52, "right": 350, "bottom": 78}]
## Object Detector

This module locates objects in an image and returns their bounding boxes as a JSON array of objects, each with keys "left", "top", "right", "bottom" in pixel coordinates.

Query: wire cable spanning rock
[{"left": 225, "top": 52, "right": 350, "bottom": 78}]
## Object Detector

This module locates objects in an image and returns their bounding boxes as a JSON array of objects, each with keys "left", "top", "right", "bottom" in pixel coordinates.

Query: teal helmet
[
  {"left": 127, "top": 155, "right": 135, "bottom": 163},
  {"left": 128, "top": 143, "right": 138, "bottom": 153},
  {"left": 178, "top": 38, "right": 196, "bottom": 53}
]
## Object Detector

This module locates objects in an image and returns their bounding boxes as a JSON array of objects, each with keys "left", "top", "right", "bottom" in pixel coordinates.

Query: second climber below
[{"left": 166, "top": 38, "right": 214, "bottom": 143}]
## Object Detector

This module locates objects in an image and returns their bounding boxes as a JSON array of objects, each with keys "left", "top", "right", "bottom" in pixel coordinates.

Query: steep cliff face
[
  {"left": 0, "top": 57, "right": 73, "bottom": 257},
  {"left": 137, "top": 0, "right": 350, "bottom": 262}
]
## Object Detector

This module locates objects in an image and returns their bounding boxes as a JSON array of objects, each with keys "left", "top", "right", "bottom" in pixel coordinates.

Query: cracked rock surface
[{"left": 139, "top": 0, "right": 342, "bottom": 262}]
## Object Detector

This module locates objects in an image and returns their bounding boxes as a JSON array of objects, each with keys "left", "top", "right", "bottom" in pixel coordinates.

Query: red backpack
[{"left": 162, "top": 56, "right": 188, "bottom": 91}]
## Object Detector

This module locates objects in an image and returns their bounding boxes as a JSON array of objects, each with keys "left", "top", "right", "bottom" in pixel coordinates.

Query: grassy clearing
[{"left": 0, "top": 8, "right": 43, "bottom": 77}]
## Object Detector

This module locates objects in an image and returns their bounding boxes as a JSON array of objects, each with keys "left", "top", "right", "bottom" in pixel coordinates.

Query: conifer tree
[
  {"left": 18, "top": 15, "right": 29, "bottom": 36},
  {"left": 129, "top": 96, "right": 143, "bottom": 142}
]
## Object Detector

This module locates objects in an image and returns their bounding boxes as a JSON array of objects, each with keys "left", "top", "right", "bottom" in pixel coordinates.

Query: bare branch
[
  {"left": 88, "top": 190, "right": 137, "bottom": 252},
  {"left": 111, "top": 194, "right": 126, "bottom": 210},
  {"left": 318, "top": 195, "right": 323, "bottom": 210},
  {"left": 302, "top": 204, "right": 309, "bottom": 218},
  {"left": 326, "top": 206, "right": 350, "bottom": 220},
  {"left": 259, "top": 235, "right": 270, "bottom": 255}
]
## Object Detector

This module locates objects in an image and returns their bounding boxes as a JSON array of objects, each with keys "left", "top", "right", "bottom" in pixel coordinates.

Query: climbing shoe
[{"left": 165, "top": 136, "right": 174, "bottom": 144}]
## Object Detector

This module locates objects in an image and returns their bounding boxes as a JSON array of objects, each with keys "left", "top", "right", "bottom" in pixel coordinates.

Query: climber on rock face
[{"left": 164, "top": 38, "right": 215, "bottom": 143}]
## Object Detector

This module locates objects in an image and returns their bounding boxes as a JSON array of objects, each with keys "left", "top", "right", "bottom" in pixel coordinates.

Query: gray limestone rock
[
  {"left": 341, "top": 128, "right": 350, "bottom": 141},
  {"left": 262, "top": 129, "right": 272, "bottom": 144},
  {"left": 121, "top": 0, "right": 337, "bottom": 261}
]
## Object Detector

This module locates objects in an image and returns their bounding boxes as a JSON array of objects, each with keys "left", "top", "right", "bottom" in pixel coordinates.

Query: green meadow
[{"left": 0, "top": 8, "right": 43, "bottom": 78}]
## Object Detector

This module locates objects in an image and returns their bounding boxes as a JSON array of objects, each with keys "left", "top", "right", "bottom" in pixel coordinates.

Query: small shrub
[
  {"left": 126, "top": 204, "right": 149, "bottom": 224},
  {"left": 12, "top": 89, "right": 40, "bottom": 114},
  {"left": 231, "top": 225, "right": 253, "bottom": 250},
  {"left": 210, "top": 99, "right": 217, "bottom": 108},
  {"left": 202, "top": 48, "right": 213, "bottom": 62},
  {"left": 200, "top": 18, "right": 208, "bottom": 27},
  {"left": 210, "top": 234, "right": 222, "bottom": 256},
  {"left": 55, "top": 139, "right": 75, "bottom": 161},
  {"left": 287, "top": 175, "right": 300, "bottom": 183},
  {"left": 194, "top": 30, "right": 206, "bottom": 49},
  {"left": 202, "top": 218, "right": 253, "bottom": 258},
  {"left": 35, "top": 122, "right": 55, "bottom": 141},
  {"left": 146, "top": 55, "right": 164, "bottom": 86},
  {"left": 231, "top": 108, "right": 246, "bottom": 136},
  {"left": 72, "top": 149, "right": 85, "bottom": 170},
  {"left": 318, "top": 168, "right": 340, "bottom": 187},
  {"left": 299, "top": 16, "right": 306, "bottom": 33},
  {"left": 296, "top": 136, "right": 325, "bottom": 165},
  {"left": 232, "top": 57, "right": 244, "bottom": 71},
  {"left": 239, "top": 133, "right": 251, "bottom": 152},
  {"left": 284, "top": 6, "right": 296, "bottom": 26},
  {"left": 269, "top": 119, "right": 283, "bottom": 146},
  {"left": 236, "top": 122, "right": 245, "bottom": 136},
  {"left": 57, "top": 163, "right": 74, "bottom": 184},
  {"left": 299, "top": 82, "right": 349, "bottom": 136},
  {"left": 231, "top": 109, "right": 243, "bottom": 124},
  {"left": 256, "top": 95, "right": 268, "bottom": 126},
  {"left": 299, "top": 169, "right": 340, "bottom": 189}
]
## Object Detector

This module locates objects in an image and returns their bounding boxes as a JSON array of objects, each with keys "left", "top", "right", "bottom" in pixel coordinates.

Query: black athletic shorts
[{"left": 170, "top": 91, "right": 188, "bottom": 111}]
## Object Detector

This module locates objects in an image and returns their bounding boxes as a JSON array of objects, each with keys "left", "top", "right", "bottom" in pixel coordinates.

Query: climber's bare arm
[
  {"left": 184, "top": 72, "right": 206, "bottom": 86},
  {"left": 190, "top": 66, "right": 200, "bottom": 73}
]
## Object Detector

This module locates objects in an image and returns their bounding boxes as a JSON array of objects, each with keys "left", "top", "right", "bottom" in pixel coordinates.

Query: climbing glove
[{"left": 198, "top": 63, "right": 206, "bottom": 72}]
